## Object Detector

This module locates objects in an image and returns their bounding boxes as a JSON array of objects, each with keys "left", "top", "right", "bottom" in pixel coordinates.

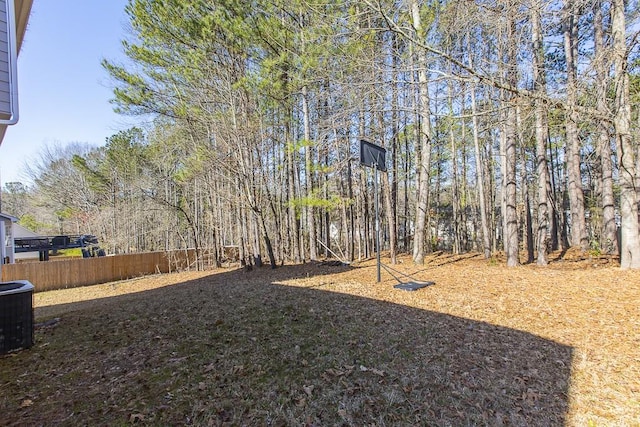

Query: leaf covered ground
[{"left": 1, "top": 252, "right": 638, "bottom": 426}]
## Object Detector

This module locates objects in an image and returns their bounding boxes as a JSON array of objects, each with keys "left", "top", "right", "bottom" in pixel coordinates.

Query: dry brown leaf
[
  {"left": 129, "top": 413, "right": 145, "bottom": 422},
  {"left": 303, "top": 385, "right": 314, "bottom": 396},
  {"left": 324, "top": 368, "right": 342, "bottom": 377},
  {"left": 371, "top": 368, "right": 385, "bottom": 377}
]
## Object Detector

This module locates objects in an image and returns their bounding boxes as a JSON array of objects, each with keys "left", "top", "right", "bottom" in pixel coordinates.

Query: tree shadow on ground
[{"left": 1, "top": 264, "right": 572, "bottom": 426}]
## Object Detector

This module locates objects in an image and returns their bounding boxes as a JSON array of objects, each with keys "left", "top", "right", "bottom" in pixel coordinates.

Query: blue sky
[{"left": 0, "top": 0, "right": 134, "bottom": 184}]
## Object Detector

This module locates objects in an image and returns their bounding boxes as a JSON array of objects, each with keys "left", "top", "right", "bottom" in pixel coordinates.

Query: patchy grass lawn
[{"left": 1, "top": 252, "right": 638, "bottom": 426}]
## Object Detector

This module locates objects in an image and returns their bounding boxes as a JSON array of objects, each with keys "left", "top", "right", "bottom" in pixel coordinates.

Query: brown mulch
[{"left": 1, "top": 251, "right": 638, "bottom": 426}]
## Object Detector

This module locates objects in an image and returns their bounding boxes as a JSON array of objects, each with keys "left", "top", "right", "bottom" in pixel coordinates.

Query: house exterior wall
[
  {"left": 5, "top": 218, "right": 14, "bottom": 263},
  {"left": 0, "top": 0, "right": 33, "bottom": 143},
  {"left": 0, "top": 214, "right": 16, "bottom": 269},
  {"left": 1, "top": 220, "right": 6, "bottom": 264},
  {"left": 12, "top": 223, "right": 40, "bottom": 261},
  {"left": 0, "top": 0, "right": 14, "bottom": 120}
]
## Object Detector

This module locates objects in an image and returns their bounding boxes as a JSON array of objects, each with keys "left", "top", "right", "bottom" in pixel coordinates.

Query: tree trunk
[
  {"left": 361, "top": 169, "right": 371, "bottom": 259},
  {"left": 612, "top": 0, "right": 640, "bottom": 268},
  {"left": 258, "top": 212, "right": 276, "bottom": 268},
  {"left": 504, "top": 5, "right": 519, "bottom": 267},
  {"left": 532, "top": 1, "right": 551, "bottom": 265},
  {"left": 382, "top": 169, "right": 397, "bottom": 264},
  {"left": 286, "top": 114, "right": 301, "bottom": 263},
  {"left": 563, "top": 0, "right": 588, "bottom": 251},
  {"left": 347, "top": 152, "right": 355, "bottom": 261},
  {"left": 252, "top": 212, "right": 262, "bottom": 267},
  {"left": 520, "top": 130, "right": 534, "bottom": 264},
  {"left": 488, "top": 127, "right": 498, "bottom": 253},
  {"left": 324, "top": 148, "right": 331, "bottom": 258},
  {"left": 389, "top": 32, "right": 399, "bottom": 262},
  {"left": 403, "top": 118, "right": 411, "bottom": 252},
  {"left": 448, "top": 80, "right": 461, "bottom": 254},
  {"left": 504, "top": 105, "right": 519, "bottom": 267},
  {"left": 459, "top": 98, "right": 469, "bottom": 252},
  {"left": 411, "top": 0, "right": 432, "bottom": 264},
  {"left": 548, "top": 135, "right": 565, "bottom": 251},
  {"left": 302, "top": 85, "right": 317, "bottom": 261},
  {"left": 594, "top": 1, "right": 618, "bottom": 255},
  {"left": 470, "top": 84, "right": 491, "bottom": 259}
]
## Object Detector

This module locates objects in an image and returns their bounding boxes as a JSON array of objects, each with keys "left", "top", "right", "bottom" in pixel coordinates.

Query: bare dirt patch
[{"left": 1, "top": 252, "right": 638, "bottom": 426}]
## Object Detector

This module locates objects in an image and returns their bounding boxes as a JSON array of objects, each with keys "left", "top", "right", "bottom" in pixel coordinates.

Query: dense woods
[{"left": 2, "top": 0, "right": 640, "bottom": 269}]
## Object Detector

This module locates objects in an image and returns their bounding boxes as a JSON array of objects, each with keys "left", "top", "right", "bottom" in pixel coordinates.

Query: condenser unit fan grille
[{"left": 0, "top": 281, "right": 34, "bottom": 354}]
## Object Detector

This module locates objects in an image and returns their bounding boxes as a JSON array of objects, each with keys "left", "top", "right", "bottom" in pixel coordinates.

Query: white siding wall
[
  {"left": 0, "top": 0, "right": 13, "bottom": 120},
  {"left": 0, "top": 0, "right": 12, "bottom": 120},
  {"left": 1, "top": 220, "right": 6, "bottom": 268}
]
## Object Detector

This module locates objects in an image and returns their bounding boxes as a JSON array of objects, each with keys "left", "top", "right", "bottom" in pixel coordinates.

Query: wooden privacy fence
[{"left": 1, "top": 249, "right": 197, "bottom": 292}]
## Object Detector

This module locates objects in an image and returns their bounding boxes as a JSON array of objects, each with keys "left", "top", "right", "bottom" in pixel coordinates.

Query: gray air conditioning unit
[{"left": 0, "top": 280, "right": 34, "bottom": 354}]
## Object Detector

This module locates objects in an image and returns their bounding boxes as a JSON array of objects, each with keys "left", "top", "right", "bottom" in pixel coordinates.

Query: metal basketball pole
[
  {"left": 374, "top": 164, "right": 381, "bottom": 283},
  {"left": 360, "top": 140, "right": 385, "bottom": 284}
]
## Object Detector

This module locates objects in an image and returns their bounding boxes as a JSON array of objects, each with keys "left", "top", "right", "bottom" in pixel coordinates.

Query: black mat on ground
[{"left": 393, "top": 281, "right": 435, "bottom": 291}]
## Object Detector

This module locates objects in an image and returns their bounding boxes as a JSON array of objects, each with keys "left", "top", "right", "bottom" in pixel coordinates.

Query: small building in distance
[
  {"left": 0, "top": 211, "right": 17, "bottom": 264},
  {"left": 11, "top": 222, "right": 41, "bottom": 261}
]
